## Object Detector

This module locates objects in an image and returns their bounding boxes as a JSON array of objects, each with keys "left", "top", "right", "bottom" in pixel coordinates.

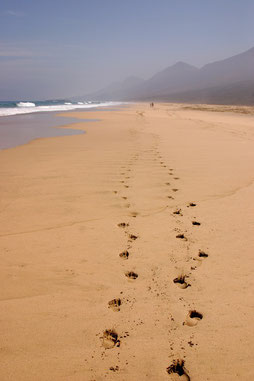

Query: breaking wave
[
  {"left": 17, "top": 102, "right": 36, "bottom": 107},
  {"left": 0, "top": 101, "right": 123, "bottom": 117}
]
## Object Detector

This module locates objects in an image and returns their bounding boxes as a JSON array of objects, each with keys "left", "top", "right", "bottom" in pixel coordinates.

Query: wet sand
[
  {"left": 0, "top": 103, "right": 254, "bottom": 380},
  {"left": 0, "top": 112, "right": 92, "bottom": 150}
]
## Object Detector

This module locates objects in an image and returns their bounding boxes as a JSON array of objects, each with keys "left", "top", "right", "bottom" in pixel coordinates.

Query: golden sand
[{"left": 0, "top": 103, "right": 254, "bottom": 380}]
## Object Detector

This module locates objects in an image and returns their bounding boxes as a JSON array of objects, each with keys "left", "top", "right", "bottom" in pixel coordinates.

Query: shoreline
[
  {"left": 0, "top": 105, "right": 127, "bottom": 151},
  {"left": 0, "top": 110, "right": 97, "bottom": 151},
  {"left": 0, "top": 103, "right": 253, "bottom": 380},
  {"left": 1, "top": 101, "right": 253, "bottom": 152}
]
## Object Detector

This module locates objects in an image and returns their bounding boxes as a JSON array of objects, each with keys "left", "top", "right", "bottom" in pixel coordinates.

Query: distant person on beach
[{"left": 150, "top": 102, "right": 154, "bottom": 108}]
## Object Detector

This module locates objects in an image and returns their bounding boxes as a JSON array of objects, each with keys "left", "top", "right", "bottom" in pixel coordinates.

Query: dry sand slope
[{"left": 0, "top": 103, "right": 254, "bottom": 380}]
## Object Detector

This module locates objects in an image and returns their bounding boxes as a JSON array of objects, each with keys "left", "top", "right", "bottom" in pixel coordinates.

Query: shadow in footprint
[
  {"left": 173, "top": 275, "right": 190, "bottom": 289},
  {"left": 173, "top": 209, "right": 182, "bottom": 215},
  {"left": 166, "top": 360, "right": 190, "bottom": 380},
  {"left": 118, "top": 222, "right": 129, "bottom": 228},
  {"left": 108, "top": 298, "right": 121, "bottom": 312},
  {"left": 109, "top": 366, "right": 119, "bottom": 372},
  {"left": 199, "top": 250, "right": 208, "bottom": 258},
  {"left": 102, "top": 330, "right": 120, "bottom": 349},
  {"left": 187, "top": 202, "right": 196, "bottom": 207},
  {"left": 192, "top": 221, "right": 201, "bottom": 226},
  {"left": 129, "top": 234, "right": 138, "bottom": 240},
  {"left": 176, "top": 233, "right": 187, "bottom": 240},
  {"left": 125, "top": 271, "right": 138, "bottom": 280},
  {"left": 192, "top": 250, "right": 208, "bottom": 267},
  {"left": 119, "top": 250, "right": 129, "bottom": 259},
  {"left": 185, "top": 310, "right": 203, "bottom": 326}
]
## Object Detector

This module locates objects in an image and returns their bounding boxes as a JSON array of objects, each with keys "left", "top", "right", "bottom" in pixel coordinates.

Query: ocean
[
  {"left": 0, "top": 100, "right": 121, "bottom": 150},
  {"left": 0, "top": 100, "right": 122, "bottom": 117}
]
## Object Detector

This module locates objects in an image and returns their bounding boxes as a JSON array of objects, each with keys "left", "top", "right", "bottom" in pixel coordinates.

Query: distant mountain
[
  {"left": 197, "top": 47, "right": 254, "bottom": 89},
  {"left": 77, "top": 76, "right": 144, "bottom": 102},
  {"left": 78, "top": 47, "right": 254, "bottom": 105},
  {"left": 142, "top": 80, "right": 254, "bottom": 106},
  {"left": 130, "top": 62, "right": 198, "bottom": 98}
]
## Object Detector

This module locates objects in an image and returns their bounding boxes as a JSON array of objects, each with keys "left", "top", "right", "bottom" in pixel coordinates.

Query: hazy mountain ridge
[
  {"left": 140, "top": 80, "right": 254, "bottom": 105},
  {"left": 80, "top": 47, "right": 254, "bottom": 105}
]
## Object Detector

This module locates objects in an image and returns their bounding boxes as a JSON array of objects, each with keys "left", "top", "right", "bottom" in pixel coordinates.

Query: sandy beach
[{"left": 0, "top": 103, "right": 254, "bottom": 380}]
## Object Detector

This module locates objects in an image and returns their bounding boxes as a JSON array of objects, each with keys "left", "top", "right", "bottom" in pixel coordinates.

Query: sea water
[
  {"left": 0, "top": 100, "right": 122, "bottom": 150},
  {"left": 0, "top": 111, "right": 98, "bottom": 150},
  {"left": 0, "top": 100, "right": 122, "bottom": 117}
]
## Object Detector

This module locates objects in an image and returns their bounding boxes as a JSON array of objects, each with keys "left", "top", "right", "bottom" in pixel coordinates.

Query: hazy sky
[{"left": 0, "top": 0, "right": 254, "bottom": 100}]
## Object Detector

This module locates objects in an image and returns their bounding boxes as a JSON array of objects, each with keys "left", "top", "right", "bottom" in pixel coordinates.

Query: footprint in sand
[
  {"left": 176, "top": 233, "right": 187, "bottom": 240},
  {"left": 109, "top": 366, "right": 119, "bottom": 372},
  {"left": 108, "top": 298, "right": 122, "bottom": 312},
  {"left": 166, "top": 360, "right": 190, "bottom": 380},
  {"left": 129, "top": 234, "right": 138, "bottom": 240},
  {"left": 119, "top": 250, "right": 129, "bottom": 259},
  {"left": 122, "top": 196, "right": 128, "bottom": 200},
  {"left": 125, "top": 271, "right": 138, "bottom": 280},
  {"left": 172, "top": 188, "right": 179, "bottom": 192},
  {"left": 102, "top": 330, "right": 120, "bottom": 349},
  {"left": 192, "top": 221, "right": 201, "bottom": 226},
  {"left": 198, "top": 250, "right": 208, "bottom": 258},
  {"left": 185, "top": 310, "right": 203, "bottom": 326},
  {"left": 173, "top": 209, "right": 182, "bottom": 215},
  {"left": 118, "top": 222, "right": 129, "bottom": 228},
  {"left": 193, "top": 250, "right": 208, "bottom": 267},
  {"left": 187, "top": 202, "right": 196, "bottom": 207},
  {"left": 173, "top": 275, "right": 190, "bottom": 289}
]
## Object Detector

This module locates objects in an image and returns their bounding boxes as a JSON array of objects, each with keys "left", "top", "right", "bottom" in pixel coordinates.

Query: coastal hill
[{"left": 82, "top": 47, "right": 254, "bottom": 105}]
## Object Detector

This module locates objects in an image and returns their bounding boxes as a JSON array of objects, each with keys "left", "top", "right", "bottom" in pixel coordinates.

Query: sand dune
[{"left": 0, "top": 103, "right": 254, "bottom": 380}]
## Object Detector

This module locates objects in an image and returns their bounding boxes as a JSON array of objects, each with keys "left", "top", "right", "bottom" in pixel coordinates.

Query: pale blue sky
[{"left": 0, "top": 0, "right": 254, "bottom": 100}]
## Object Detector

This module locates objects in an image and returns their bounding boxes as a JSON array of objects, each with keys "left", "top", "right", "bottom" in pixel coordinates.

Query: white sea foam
[
  {"left": 0, "top": 102, "right": 123, "bottom": 117},
  {"left": 17, "top": 102, "right": 36, "bottom": 107}
]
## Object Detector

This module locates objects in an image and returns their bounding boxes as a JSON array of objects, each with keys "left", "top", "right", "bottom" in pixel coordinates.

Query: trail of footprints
[{"left": 101, "top": 147, "right": 209, "bottom": 379}]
